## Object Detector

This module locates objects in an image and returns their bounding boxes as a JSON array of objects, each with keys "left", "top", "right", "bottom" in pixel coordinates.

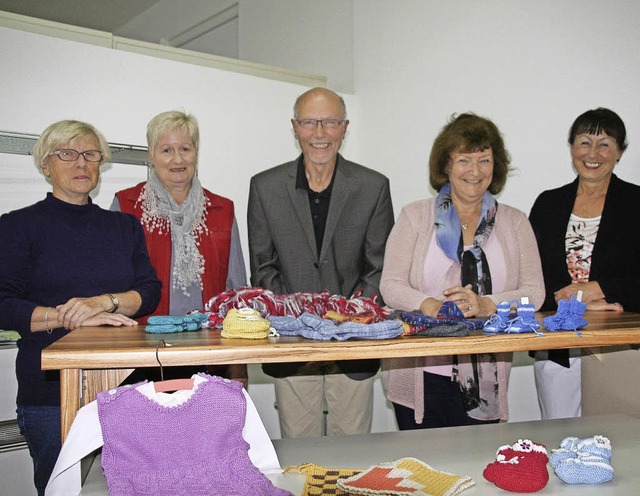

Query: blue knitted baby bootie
[
  {"left": 507, "top": 297, "right": 542, "bottom": 335},
  {"left": 543, "top": 293, "right": 588, "bottom": 336},
  {"left": 552, "top": 435, "right": 613, "bottom": 484},
  {"left": 483, "top": 300, "right": 514, "bottom": 333}
]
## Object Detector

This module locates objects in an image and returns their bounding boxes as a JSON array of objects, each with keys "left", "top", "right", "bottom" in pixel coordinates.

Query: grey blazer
[{"left": 248, "top": 154, "right": 394, "bottom": 378}]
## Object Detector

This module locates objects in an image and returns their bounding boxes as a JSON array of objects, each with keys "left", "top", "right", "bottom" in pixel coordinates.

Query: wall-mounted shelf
[{"left": 0, "top": 130, "right": 149, "bottom": 167}]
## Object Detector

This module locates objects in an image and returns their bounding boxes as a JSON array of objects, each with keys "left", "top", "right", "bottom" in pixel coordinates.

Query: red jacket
[{"left": 116, "top": 182, "right": 234, "bottom": 320}]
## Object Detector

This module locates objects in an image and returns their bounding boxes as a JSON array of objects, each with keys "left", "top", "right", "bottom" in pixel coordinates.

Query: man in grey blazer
[{"left": 248, "top": 87, "right": 394, "bottom": 438}]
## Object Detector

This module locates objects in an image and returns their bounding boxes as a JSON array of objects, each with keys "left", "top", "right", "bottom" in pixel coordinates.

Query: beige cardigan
[{"left": 380, "top": 198, "right": 545, "bottom": 423}]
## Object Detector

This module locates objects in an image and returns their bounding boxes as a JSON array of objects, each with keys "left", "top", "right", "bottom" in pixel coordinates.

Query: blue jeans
[{"left": 17, "top": 405, "right": 61, "bottom": 496}]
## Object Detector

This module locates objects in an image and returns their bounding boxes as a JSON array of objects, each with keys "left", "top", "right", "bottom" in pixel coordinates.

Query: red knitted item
[
  {"left": 483, "top": 439, "right": 549, "bottom": 493},
  {"left": 205, "top": 287, "right": 389, "bottom": 327}
]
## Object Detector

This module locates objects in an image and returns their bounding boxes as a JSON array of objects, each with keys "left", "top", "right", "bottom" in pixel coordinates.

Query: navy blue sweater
[{"left": 0, "top": 194, "right": 161, "bottom": 406}]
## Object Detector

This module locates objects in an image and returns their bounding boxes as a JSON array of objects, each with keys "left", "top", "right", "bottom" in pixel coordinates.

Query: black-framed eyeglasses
[
  {"left": 295, "top": 119, "right": 345, "bottom": 130},
  {"left": 49, "top": 149, "right": 104, "bottom": 162}
]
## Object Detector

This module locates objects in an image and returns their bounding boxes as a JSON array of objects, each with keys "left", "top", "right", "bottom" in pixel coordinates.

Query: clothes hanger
[{"left": 153, "top": 339, "right": 195, "bottom": 393}]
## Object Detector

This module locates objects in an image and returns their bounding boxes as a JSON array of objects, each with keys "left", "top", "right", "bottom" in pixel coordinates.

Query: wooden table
[{"left": 42, "top": 311, "right": 640, "bottom": 440}]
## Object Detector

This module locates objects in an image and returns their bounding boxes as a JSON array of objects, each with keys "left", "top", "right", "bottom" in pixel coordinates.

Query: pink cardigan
[{"left": 380, "top": 198, "right": 545, "bottom": 423}]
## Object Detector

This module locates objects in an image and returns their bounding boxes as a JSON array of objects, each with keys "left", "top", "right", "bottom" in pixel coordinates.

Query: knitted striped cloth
[
  {"left": 221, "top": 308, "right": 271, "bottom": 339},
  {"left": 286, "top": 463, "right": 362, "bottom": 496},
  {"left": 336, "top": 458, "right": 474, "bottom": 496}
]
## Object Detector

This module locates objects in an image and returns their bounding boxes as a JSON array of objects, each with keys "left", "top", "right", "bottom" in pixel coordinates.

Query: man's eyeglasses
[
  {"left": 49, "top": 149, "right": 104, "bottom": 162},
  {"left": 295, "top": 119, "right": 345, "bottom": 130}
]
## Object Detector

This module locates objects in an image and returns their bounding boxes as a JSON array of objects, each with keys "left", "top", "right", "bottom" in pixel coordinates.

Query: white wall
[
  {"left": 0, "top": 25, "right": 322, "bottom": 267},
  {"left": 239, "top": 0, "right": 354, "bottom": 93},
  {"left": 352, "top": 0, "right": 640, "bottom": 216}
]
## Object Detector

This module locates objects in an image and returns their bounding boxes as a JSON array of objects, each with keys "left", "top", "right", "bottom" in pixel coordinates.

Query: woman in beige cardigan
[{"left": 380, "top": 113, "right": 544, "bottom": 429}]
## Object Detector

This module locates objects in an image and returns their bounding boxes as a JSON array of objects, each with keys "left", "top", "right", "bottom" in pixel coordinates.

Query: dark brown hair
[{"left": 429, "top": 113, "right": 511, "bottom": 194}]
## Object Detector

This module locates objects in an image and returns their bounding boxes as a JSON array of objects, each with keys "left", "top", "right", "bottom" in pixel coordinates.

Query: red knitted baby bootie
[{"left": 483, "top": 439, "right": 549, "bottom": 493}]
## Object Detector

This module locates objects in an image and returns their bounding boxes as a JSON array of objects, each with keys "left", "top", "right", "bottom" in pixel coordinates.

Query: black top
[
  {"left": 529, "top": 174, "right": 640, "bottom": 365},
  {"left": 0, "top": 194, "right": 161, "bottom": 405},
  {"left": 296, "top": 155, "right": 338, "bottom": 257}
]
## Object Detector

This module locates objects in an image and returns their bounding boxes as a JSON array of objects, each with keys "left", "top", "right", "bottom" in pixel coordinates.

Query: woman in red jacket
[{"left": 113, "top": 110, "right": 247, "bottom": 383}]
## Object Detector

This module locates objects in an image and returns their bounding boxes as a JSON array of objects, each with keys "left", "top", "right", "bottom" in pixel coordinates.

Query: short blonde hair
[
  {"left": 146, "top": 110, "right": 199, "bottom": 154},
  {"left": 32, "top": 120, "right": 110, "bottom": 167}
]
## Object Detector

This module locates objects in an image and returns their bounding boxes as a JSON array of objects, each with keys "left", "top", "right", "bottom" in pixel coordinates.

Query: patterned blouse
[{"left": 566, "top": 214, "right": 601, "bottom": 283}]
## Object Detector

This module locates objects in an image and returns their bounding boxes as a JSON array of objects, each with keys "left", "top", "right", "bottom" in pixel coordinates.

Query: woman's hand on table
[
  {"left": 57, "top": 295, "right": 122, "bottom": 330},
  {"left": 81, "top": 312, "right": 138, "bottom": 327},
  {"left": 419, "top": 297, "right": 444, "bottom": 317},
  {"left": 554, "top": 281, "right": 604, "bottom": 304},
  {"left": 443, "top": 284, "right": 496, "bottom": 318},
  {"left": 585, "top": 298, "right": 624, "bottom": 312}
]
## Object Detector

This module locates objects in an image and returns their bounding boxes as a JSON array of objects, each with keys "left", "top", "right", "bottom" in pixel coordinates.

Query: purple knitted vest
[{"left": 97, "top": 373, "right": 292, "bottom": 495}]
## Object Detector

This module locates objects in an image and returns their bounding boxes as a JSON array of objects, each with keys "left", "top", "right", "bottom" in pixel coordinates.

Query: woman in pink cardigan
[{"left": 380, "top": 113, "right": 544, "bottom": 429}]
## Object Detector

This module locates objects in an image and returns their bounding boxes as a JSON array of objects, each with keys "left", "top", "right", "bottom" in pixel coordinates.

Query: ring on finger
[{"left": 468, "top": 303, "right": 472, "bottom": 310}]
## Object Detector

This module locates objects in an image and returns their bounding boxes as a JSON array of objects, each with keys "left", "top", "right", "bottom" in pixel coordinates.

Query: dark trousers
[
  {"left": 393, "top": 372, "right": 500, "bottom": 430},
  {"left": 17, "top": 404, "right": 61, "bottom": 496}
]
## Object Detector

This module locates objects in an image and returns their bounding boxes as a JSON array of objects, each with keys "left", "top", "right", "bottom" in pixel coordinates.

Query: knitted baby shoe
[
  {"left": 483, "top": 300, "right": 514, "bottom": 333},
  {"left": 507, "top": 297, "right": 542, "bottom": 335},
  {"left": 576, "top": 435, "right": 612, "bottom": 460},
  {"left": 483, "top": 439, "right": 549, "bottom": 493},
  {"left": 553, "top": 435, "right": 613, "bottom": 484},
  {"left": 543, "top": 293, "right": 588, "bottom": 335},
  {"left": 549, "top": 437, "right": 581, "bottom": 468}
]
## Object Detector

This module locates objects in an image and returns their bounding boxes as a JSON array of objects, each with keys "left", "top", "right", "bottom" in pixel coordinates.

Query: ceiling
[
  {"left": 0, "top": 0, "right": 159, "bottom": 33},
  {"left": 0, "top": 0, "right": 239, "bottom": 58}
]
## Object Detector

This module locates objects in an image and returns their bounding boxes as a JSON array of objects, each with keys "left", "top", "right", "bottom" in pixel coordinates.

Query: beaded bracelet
[{"left": 44, "top": 307, "right": 52, "bottom": 334}]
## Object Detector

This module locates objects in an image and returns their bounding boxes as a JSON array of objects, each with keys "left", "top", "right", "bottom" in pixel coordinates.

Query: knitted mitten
[
  {"left": 552, "top": 435, "right": 613, "bottom": 484},
  {"left": 483, "top": 439, "right": 549, "bottom": 493},
  {"left": 337, "top": 457, "right": 474, "bottom": 496}
]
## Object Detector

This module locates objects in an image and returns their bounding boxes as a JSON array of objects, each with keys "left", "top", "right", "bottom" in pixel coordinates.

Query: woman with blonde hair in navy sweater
[{"left": 0, "top": 120, "right": 160, "bottom": 495}]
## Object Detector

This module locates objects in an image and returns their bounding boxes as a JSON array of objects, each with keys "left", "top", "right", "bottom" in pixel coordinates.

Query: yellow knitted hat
[{"left": 221, "top": 308, "right": 271, "bottom": 339}]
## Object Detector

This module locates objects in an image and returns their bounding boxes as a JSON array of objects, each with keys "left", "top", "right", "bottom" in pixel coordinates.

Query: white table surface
[{"left": 81, "top": 414, "right": 637, "bottom": 495}]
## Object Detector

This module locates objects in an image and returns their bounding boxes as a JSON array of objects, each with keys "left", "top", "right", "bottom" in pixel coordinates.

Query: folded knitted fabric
[
  {"left": 324, "top": 310, "right": 377, "bottom": 324},
  {"left": 221, "top": 308, "right": 271, "bottom": 339},
  {"left": 285, "top": 463, "right": 361, "bottom": 496},
  {"left": 145, "top": 312, "right": 208, "bottom": 334},
  {"left": 394, "top": 301, "right": 485, "bottom": 336},
  {"left": 543, "top": 294, "right": 588, "bottom": 335},
  {"left": 410, "top": 323, "right": 470, "bottom": 337},
  {"left": 336, "top": 457, "right": 474, "bottom": 496},
  {"left": 483, "top": 439, "right": 549, "bottom": 493},
  {"left": 270, "top": 313, "right": 403, "bottom": 341},
  {"left": 550, "top": 435, "right": 613, "bottom": 484}
]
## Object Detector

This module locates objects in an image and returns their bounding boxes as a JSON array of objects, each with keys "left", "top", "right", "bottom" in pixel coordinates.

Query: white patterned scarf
[{"left": 136, "top": 169, "right": 210, "bottom": 295}]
